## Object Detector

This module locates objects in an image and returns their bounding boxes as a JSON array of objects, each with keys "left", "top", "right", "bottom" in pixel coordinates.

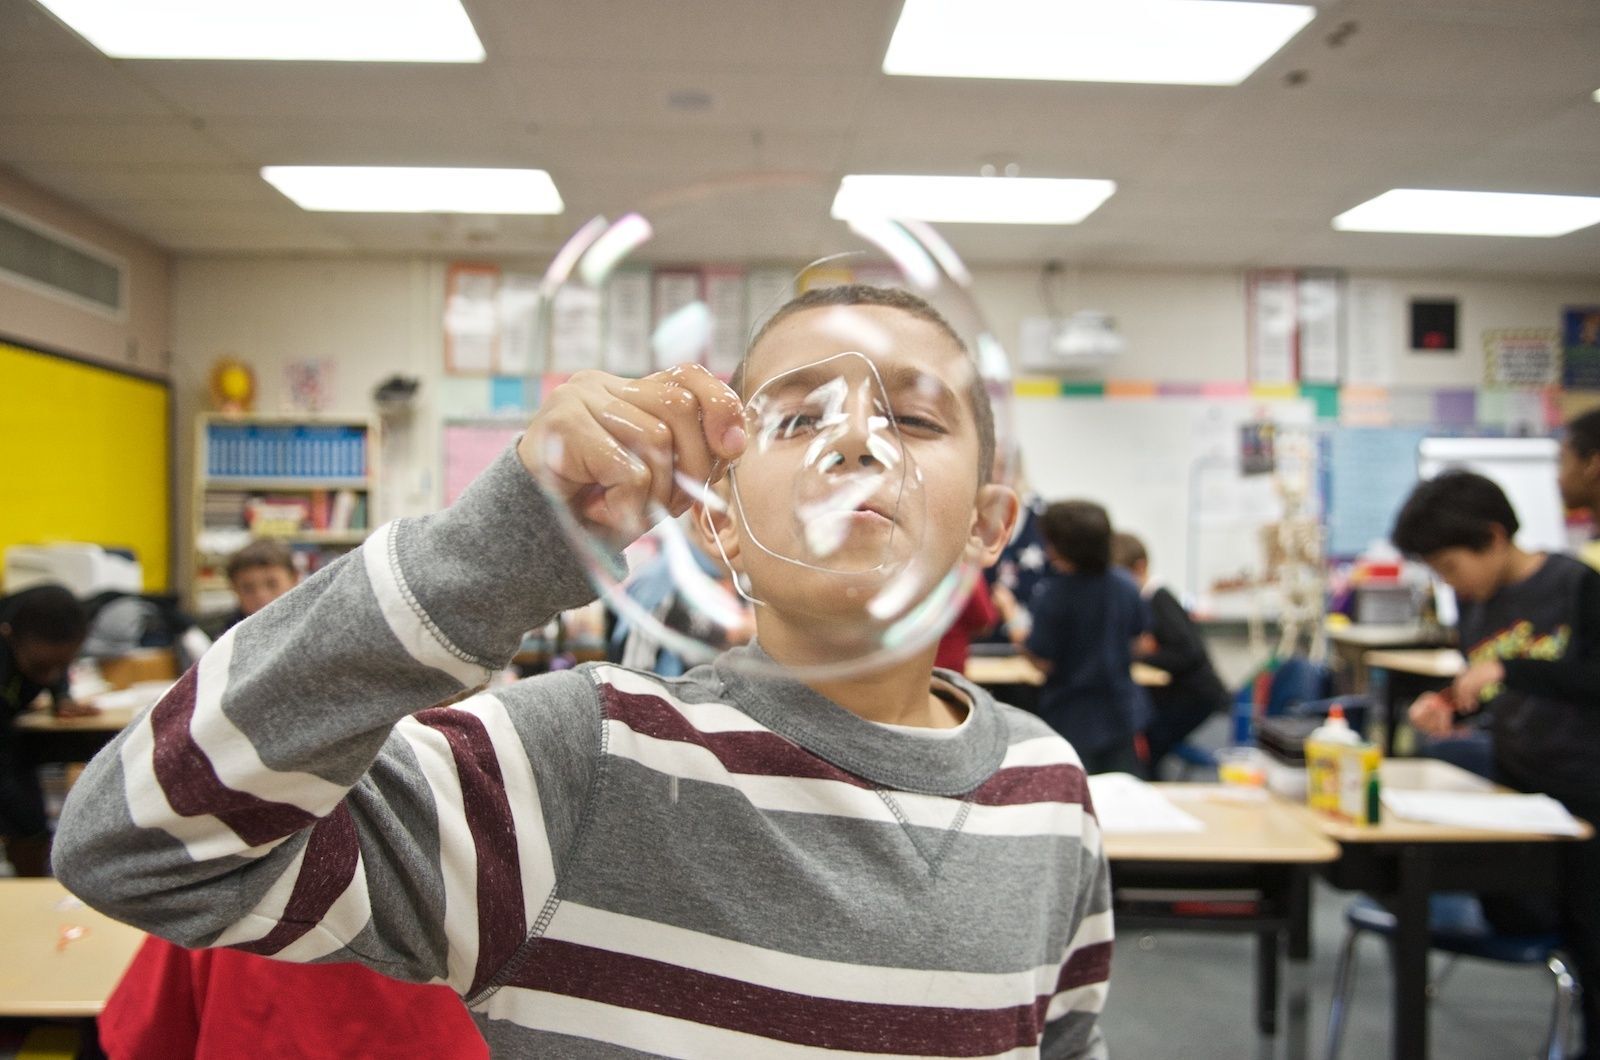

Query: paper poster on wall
[
  {"left": 1326, "top": 428, "right": 1427, "bottom": 556},
  {"left": 443, "top": 421, "right": 526, "bottom": 506},
  {"left": 1345, "top": 279, "right": 1398, "bottom": 385},
  {"left": 704, "top": 268, "right": 748, "bottom": 374},
  {"left": 548, "top": 285, "right": 603, "bottom": 374},
  {"left": 604, "top": 269, "right": 652, "bottom": 377},
  {"left": 284, "top": 359, "right": 334, "bottom": 413},
  {"left": 1484, "top": 329, "right": 1561, "bottom": 388},
  {"left": 1339, "top": 385, "right": 1393, "bottom": 426},
  {"left": 497, "top": 273, "right": 541, "bottom": 375},
  {"left": 443, "top": 263, "right": 499, "bottom": 375},
  {"left": 1297, "top": 272, "right": 1342, "bottom": 384},
  {"left": 1561, "top": 306, "right": 1600, "bottom": 390},
  {"left": 746, "top": 267, "right": 796, "bottom": 338},
  {"left": 1246, "top": 270, "right": 1297, "bottom": 384}
]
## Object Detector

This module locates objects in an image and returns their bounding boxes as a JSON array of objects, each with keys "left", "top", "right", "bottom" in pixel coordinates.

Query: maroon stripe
[
  {"left": 416, "top": 706, "right": 527, "bottom": 996},
  {"left": 1055, "top": 940, "right": 1113, "bottom": 993},
  {"left": 968, "top": 763, "right": 1088, "bottom": 807},
  {"left": 604, "top": 689, "right": 871, "bottom": 788},
  {"left": 149, "top": 667, "right": 319, "bottom": 846},
  {"left": 232, "top": 803, "right": 360, "bottom": 956},
  {"left": 507, "top": 939, "right": 1050, "bottom": 1055}
]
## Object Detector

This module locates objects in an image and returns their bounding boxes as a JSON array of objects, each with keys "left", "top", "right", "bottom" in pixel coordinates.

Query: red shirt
[
  {"left": 99, "top": 937, "right": 488, "bottom": 1060},
  {"left": 935, "top": 580, "right": 1000, "bottom": 674}
]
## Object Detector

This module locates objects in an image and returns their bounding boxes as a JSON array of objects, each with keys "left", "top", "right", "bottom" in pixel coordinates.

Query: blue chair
[
  {"left": 1324, "top": 893, "right": 1579, "bottom": 1060},
  {"left": 1169, "top": 740, "right": 1217, "bottom": 780}
]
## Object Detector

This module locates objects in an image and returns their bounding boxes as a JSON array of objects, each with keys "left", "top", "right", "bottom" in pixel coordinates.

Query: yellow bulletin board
[{"left": 0, "top": 340, "right": 171, "bottom": 591}]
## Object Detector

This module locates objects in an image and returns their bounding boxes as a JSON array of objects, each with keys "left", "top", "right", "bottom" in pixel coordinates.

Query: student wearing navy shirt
[{"left": 1018, "top": 500, "right": 1151, "bottom": 775}]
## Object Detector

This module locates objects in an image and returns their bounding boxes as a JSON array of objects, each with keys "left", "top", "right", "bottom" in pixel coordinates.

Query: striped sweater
[{"left": 54, "top": 446, "right": 1113, "bottom": 1059}]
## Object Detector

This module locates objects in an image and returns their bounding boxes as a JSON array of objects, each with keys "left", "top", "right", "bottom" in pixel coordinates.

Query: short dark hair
[
  {"left": 227, "top": 539, "right": 296, "bottom": 582},
  {"left": 1391, "top": 470, "right": 1519, "bottom": 556},
  {"left": 0, "top": 584, "right": 87, "bottom": 644},
  {"left": 733, "top": 284, "right": 996, "bottom": 487},
  {"left": 1566, "top": 408, "right": 1600, "bottom": 461},
  {"left": 1111, "top": 531, "right": 1147, "bottom": 570},
  {"left": 1041, "top": 500, "right": 1113, "bottom": 574}
]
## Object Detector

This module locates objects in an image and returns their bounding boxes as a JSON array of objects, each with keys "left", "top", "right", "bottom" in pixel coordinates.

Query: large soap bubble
[{"left": 526, "top": 204, "right": 1016, "bottom": 681}]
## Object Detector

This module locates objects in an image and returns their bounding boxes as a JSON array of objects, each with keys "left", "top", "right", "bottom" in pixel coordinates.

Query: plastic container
[{"left": 1215, "top": 747, "right": 1268, "bottom": 788}]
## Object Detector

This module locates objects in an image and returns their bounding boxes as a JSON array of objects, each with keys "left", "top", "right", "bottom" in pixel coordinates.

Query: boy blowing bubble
[{"left": 56, "top": 286, "right": 1111, "bottom": 1057}]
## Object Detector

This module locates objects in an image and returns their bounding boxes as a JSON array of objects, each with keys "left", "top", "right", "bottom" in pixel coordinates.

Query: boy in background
[
  {"left": 204, "top": 538, "right": 299, "bottom": 638},
  {"left": 1394, "top": 470, "right": 1600, "bottom": 1057},
  {"left": 56, "top": 286, "right": 1112, "bottom": 1058},
  {"left": 1018, "top": 500, "right": 1150, "bottom": 775},
  {"left": 1112, "top": 532, "right": 1230, "bottom": 777},
  {"left": 1558, "top": 407, "right": 1600, "bottom": 571},
  {"left": 0, "top": 584, "right": 93, "bottom": 876}
]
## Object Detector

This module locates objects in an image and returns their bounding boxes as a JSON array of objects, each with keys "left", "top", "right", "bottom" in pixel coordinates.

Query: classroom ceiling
[{"left": 1, "top": 0, "right": 1597, "bottom": 277}]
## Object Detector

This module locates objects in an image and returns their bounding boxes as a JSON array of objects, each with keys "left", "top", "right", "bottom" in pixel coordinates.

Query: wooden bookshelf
[{"left": 190, "top": 414, "right": 379, "bottom": 615}]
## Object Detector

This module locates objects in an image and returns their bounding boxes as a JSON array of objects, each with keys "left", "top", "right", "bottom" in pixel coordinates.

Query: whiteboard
[
  {"left": 1417, "top": 436, "right": 1565, "bottom": 552},
  {"left": 1011, "top": 396, "right": 1315, "bottom": 618}
]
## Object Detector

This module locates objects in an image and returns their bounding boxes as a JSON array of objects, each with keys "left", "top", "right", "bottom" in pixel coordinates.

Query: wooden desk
[
  {"left": 1327, "top": 622, "right": 1452, "bottom": 697},
  {"left": 1307, "top": 758, "right": 1590, "bottom": 1060},
  {"left": 15, "top": 682, "right": 161, "bottom": 763},
  {"left": 1363, "top": 648, "right": 1465, "bottom": 757},
  {"left": 0, "top": 879, "right": 145, "bottom": 1017},
  {"left": 963, "top": 655, "right": 1171, "bottom": 689},
  {"left": 1103, "top": 785, "right": 1337, "bottom": 1037}
]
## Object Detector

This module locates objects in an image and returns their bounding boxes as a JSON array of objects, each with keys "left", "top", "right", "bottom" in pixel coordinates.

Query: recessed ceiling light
[
  {"left": 1332, "top": 189, "right": 1600, "bottom": 237},
  {"left": 831, "top": 175, "right": 1115, "bottom": 225},
  {"left": 34, "top": 0, "right": 485, "bottom": 62},
  {"left": 262, "top": 167, "right": 564, "bottom": 214},
  {"left": 883, "top": 0, "right": 1316, "bottom": 86}
]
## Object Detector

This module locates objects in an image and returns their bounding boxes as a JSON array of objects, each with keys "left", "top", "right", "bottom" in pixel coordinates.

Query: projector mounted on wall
[
  {"left": 1051, "top": 310, "right": 1126, "bottom": 363},
  {"left": 1021, "top": 260, "right": 1126, "bottom": 374}
]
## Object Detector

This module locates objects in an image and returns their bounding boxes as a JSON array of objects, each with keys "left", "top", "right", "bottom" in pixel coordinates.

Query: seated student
[
  {"left": 1111, "top": 532, "right": 1230, "bottom": 777},
  {"left": 202, "top": 538, "right": 299, "bottom": 638},
  {"left": 1394, "top": 470, "right": 1600, "bottom": 1058},
  {"left": 54, "top": 285, "right": 1112, "bottom": 1057},
  {"left": 1017, "top": 500, "right": 1151, "bottom": 775},
  {"left": 0, "top": 584, "right": 94, "bottom": 877},
  {"left": 1559, "top": 407, "right": 1600, "bottom": 570}
]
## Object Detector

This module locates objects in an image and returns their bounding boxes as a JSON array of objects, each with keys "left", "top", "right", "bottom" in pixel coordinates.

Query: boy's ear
[
  {"left": 690, "top": 485, "right": 744, "bottom": 576},
  {"left": 968, "top": 484, "right": 1021, "bottom": 567}
]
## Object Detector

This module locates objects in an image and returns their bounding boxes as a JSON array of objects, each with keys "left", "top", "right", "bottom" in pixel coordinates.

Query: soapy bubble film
[{"left": 531, "top": 207, "right": 1016, "bottom": 681}]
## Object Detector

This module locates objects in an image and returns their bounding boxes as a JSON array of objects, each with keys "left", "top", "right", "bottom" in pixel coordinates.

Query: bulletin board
[
  {"left": 442, "top": 418, "right": 526, "bottom": 507},
  {"left": 0, "top": 339, "right": 171, "bottom": 590},
  {"left": 1011, "top": 395, "right": 1315, "bottom": 620}
]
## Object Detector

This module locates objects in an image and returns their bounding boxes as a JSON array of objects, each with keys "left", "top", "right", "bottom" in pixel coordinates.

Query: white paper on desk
[
  {"left": 1087, "top": 773, "right": 1206, "bottom": 835},
  {"left": 1382, "top": 790, "right": 1586, "bottom": 836},
  {"left": 91, "top": 680, "right": 174, "bottom": 712}
]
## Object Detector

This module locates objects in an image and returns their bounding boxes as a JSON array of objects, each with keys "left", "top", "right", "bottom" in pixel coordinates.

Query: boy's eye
[
  {"left": 889, "top": 412, "right": 946, "bottom": 435},
  {"left": 776, "top": 412, "right": 821, "bottom": 438}
]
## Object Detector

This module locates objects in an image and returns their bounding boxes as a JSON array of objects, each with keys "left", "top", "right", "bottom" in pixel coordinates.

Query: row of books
[
  {"left": 206, "top": 423, "right": 368, "bottom": 480},
  {"left": 202, "top": 489, "right": 368, "bottom": 534}
]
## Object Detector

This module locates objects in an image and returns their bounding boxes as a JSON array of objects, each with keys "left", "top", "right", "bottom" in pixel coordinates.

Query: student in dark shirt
[
  {"left": 1112, "top": 532, "right": 1231, "bottom": 777},
  {"left": 1018, "top": 500, "right": 1151, "bottom": 775},
  {"left": 1558, "top": 407, "right": 1600, "bottom": 571},
  {"left": 0, "top": 584, "right": 91, "bottom": 876},
  {"left": 1393, "top": 470, "right": 1600, "bottom": 1058}
]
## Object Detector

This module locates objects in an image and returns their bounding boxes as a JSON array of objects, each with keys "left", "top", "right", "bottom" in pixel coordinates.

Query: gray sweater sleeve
[{"left": 53, "top": 445, "right": 604, "bottom": 994}]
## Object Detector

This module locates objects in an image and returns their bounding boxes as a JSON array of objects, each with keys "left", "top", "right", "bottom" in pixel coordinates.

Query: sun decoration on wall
[{"left": 208, "top": 357, "right": 256, "bottom": 413}]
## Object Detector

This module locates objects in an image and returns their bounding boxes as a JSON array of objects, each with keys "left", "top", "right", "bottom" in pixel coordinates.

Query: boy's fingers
[
  {"left": 605, "top": 366, "right": 742, "bottom": 490},
  {"left": 664, "top": 364, "right": 747, "bottom": 461},
  {"left": 589, "top": 397, "right": 678, "bottom": 512}
]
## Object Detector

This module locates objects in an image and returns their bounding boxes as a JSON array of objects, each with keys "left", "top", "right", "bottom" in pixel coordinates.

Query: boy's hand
[
  {"left": 53, "top": 699, "right": 100, "bottom": 719},
  {"left": 1450, "top": 658, "right": 1503, "bottom": 711},
  {"left": 518, "top": 365, "right": 746, "bottom": 541},
  {"left": 1407, "top": 691, "right": 1456, "bottom": 738}
]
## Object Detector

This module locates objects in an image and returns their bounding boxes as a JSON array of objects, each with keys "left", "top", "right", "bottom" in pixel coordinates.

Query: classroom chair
[{"left": 1323, "top": 893, "right": 1578, "bottom": 1060}]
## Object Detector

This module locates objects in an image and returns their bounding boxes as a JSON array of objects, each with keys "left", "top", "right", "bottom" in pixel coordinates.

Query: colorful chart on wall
[{"left": 0, "top": 340, "right": 171, "bottom": 591}]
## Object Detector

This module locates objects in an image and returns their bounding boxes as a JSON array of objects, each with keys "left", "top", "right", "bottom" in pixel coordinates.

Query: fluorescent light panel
[
  {"left": 263, "top": 167, "right": 564, "bottom": 214},
  {"left": 884, "top": 0, "right": 1316, "bottom": 86},
  {"left": 832, "top": 175, "right": 1115, "bottom": 225},
  {"left": 1333, "top": 189, "right": 1600, "bottom": 238},
  {"left": 34, "top": 0, "right": 485, "bottom": 62}
]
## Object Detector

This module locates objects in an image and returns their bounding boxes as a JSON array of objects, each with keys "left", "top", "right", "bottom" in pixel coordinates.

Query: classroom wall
[
  {"left": 0, "top": 166, "right": 171, "bottom": 375},
  {"left": 166, "top": 254, "right": 1600, "bottom": 596}
]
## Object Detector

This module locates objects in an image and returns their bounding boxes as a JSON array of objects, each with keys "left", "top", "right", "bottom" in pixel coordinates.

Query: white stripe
[
  {"left": 1067, "top": 909, "right": 1115, "bottom": 953},
  {"left": 476, "top": 988, "right": 1041, "bottom": 1059},
  {"left": 396, "top": 717, "right": 480, "bottom": 992},
  {"left": 593, "top": 665, "right": 768, "bottom": 732},
  {"left": 118, "top": 710, "right": 289, "bottom": 863},
  {"left": 607, "top": 722, "right": 1085, "bottom": 838},
  {"left": 189, "top": 627, "right": 348, "bottom": 816},
  {"left": 211, "top": 840, "right": 312, "bottom": 947},
  {"left": 363, "top": 521, "right": 492, "bottom": 687},
  {"left": 1000, "top": 734, "right": 1083, "bottom": 770},
  {"left": 269, "top": 858, "right": 374, "bottom": 963},
  {"left": 1046, "top": 982, "right": 1109, "bottom": 1021},
  {"left": 456, "top": 694, "right": 558, "bottom": 926},
  {"left": 544, "top": 901, "right": 1064, "bottom": 1009}
]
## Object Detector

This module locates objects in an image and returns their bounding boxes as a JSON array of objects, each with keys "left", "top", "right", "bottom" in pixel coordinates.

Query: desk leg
[
  {"left": 1392, "top": 845, "right": 1431, "bottom": 1060},
  {"left": 1288, "top": 868, "right": 1312, "bottom": 962},
  {"left": 1255, "top": 929, "right": 1280, "bottom": 1035},
  {"left": 1382, "top": 674, "right": 1401, "bottom": 757}
]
